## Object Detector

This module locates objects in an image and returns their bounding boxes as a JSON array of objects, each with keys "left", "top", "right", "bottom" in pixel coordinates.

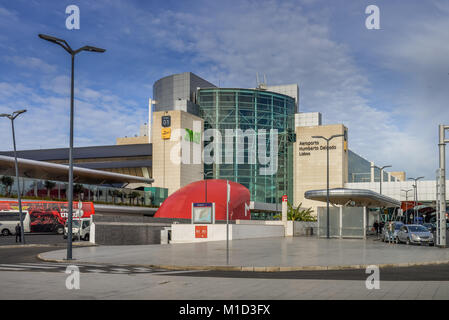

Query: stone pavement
[
  {"left": 40, "top": 237, "right": 449, "bottom": 271},
  {"left": 0, "top": 270, "right": 448, "bottom": 299}
]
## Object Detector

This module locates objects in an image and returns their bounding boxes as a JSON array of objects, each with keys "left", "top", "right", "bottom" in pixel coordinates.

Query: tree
[
  {"left": 44, "top": 180, "right": 56, "bottom": 198},
  {"left": 274, "top": 202, "right": 316, "bottom": 222},
  {"left": 73, "top": 184, "right": 84, "bottom": 200},
  {"left": 129, "top": 191, "right": 140, "bottom": 205},
  {"left": 1, "top": 176, "right": 14, "bottom": 196}
]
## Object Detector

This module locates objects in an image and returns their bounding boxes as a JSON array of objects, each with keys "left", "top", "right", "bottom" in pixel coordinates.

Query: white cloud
[
  {"left": 1, "top": 0, "right": 447, "bottom": 179},
  {"left": 124, "top": 0, "right": 413, "bottom": 173},
  {"left": 0, "top": 79, "right": 146, "bottom": 151},
  {"left": 4, "top": 56, "right": 57, "bottom": 73}
]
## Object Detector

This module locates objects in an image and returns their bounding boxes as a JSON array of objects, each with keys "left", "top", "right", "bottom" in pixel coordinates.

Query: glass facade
[
  {"left": 0, "top": 175, "right": 166, "bottom": 207},
  {"left": 348, "top": 150, "right": 397, "bottom": 183},
  {"left": 198, "top": 88, "right": 295, "bottom": 204},
  {"left": 348, "top": 150, "right": 372, "bottom": 182}
]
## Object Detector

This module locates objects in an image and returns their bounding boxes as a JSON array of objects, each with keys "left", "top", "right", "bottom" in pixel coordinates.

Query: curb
[
  {"left": 1, "top": 243, "right": 97, "bottom": 249},
  {"left": 37, "top": 253, "right": 449, "bottom": 272}
]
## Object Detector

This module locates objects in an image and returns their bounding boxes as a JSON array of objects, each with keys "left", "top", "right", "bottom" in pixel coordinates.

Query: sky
[{"left": 0, "top": 0, "right": 448, "bottom": 180}]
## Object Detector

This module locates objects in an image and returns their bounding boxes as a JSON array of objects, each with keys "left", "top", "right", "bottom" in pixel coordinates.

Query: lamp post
[
  {"left": 39, "top": 34, "right": 105, "bottom": 260},
  {"left": 312, "top": 134, "right": 344, "bottom": 239},
  {"left": 401, "top": 189, "right": 413, "bottom": 224},
  {"left": 437, "top": 125, "right": 448, "bottom": 247},
  {"left": 370, "top": 164, "right": 392, "bottom": 195},
  {"left": 408, "top": 176, "right": 424, "bottom": 223},
  {"left": 201, "top": 171, "right": 214, "bottom": 202},
  {"left": 0, "top": 109, "right": 27, "bottom": 244}
]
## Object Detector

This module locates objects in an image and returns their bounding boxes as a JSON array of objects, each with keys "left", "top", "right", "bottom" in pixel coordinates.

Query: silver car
[{"left": 397, "top": 224, "right": 434, "bottom": 246}]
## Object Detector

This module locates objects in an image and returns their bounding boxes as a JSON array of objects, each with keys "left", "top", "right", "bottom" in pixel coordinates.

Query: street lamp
[
  {"left": 39, "top": 34, "right": 105, "bottom": 260},
  {"left": 201, "top": 171, "right": 214, "bottom": 202},
  {"left": 401, "top": 189, "right": 413, "bottom": 224},
  {"left": 371, "top": 164, "right": 392, "bottom": 195},
  {"left": 408, "top": 176, "right": 424, "bottom": 223},
  {"left": 0, "top": 109, "right": 27, "bottom": 244},
  {"left": 312, "top": 134, "right": 344, "bottom": 239}
]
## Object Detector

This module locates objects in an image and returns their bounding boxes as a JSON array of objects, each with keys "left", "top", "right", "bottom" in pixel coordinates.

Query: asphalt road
[
  {"left": 1, "top": 245, "right": 449, "bottom": 281},
  {"left": 0, "top": 233, "right": 66, "bottom": 246},
  {"left": 0, "top": 245, "right": 66, "bottom": 264},
  {"left": 169, "top": 265, "right": 449, "bottom": 281}
]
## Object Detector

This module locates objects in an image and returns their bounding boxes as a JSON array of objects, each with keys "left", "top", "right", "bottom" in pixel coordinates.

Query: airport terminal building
[
  {"left": 4, "top": 72, "right": 447, "bottom": 217},
  {"left": 126, "top": 72, "right": 407, "bottom": 214}
]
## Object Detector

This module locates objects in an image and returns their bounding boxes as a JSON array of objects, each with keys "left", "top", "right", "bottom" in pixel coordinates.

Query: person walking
[
  {"left": 373, "top": 220, "right": 379, "bottom": 236},
  {"left": 15, "top": 223, "right": 21, "bottom": 243},
  {"left": 388, "top": 222, "right": 395, "bottom": 244}
]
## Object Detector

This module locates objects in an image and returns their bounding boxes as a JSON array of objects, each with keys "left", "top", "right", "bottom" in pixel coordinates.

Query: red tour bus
[{"left": 0, "top": 200, "right": 95, "bottom": 234}]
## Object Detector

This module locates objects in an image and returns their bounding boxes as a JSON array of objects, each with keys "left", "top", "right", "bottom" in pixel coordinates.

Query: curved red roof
[{"left": 155, "top": 179, "right": 250, "bottom": 220}]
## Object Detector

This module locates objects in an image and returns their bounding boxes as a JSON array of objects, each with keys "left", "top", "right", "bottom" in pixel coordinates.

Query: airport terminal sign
[{"left": 298, "top": 140, "right": 337, "bottom": 156}]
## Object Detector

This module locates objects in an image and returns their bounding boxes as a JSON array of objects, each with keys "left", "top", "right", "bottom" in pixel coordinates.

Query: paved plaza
[
  {"left": 1, "top": 269, "right": 449, "bottom": 300},
  {"left": 1, "top": 237, "right": 449, "bottom": 300},
  {"left": 40, "top": 237, "right": 449, "bottom": 271}
]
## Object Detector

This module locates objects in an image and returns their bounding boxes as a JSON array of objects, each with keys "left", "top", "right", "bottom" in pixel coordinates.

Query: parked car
[
  {"left": 397, "top": 224, "right": 434, "bottom": 246},
  {"left": 423, "top": 223, "right": 436, "bottom": 233},
  {"left": 381, "top": 221, "right": 403, "bottom": 242}
]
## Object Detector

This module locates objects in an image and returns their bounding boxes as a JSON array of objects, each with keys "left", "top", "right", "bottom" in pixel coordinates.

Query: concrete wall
[
  {"left": 346, "top": 180, "right": 449, "bottom": 203},
  {"left": 152, "top": 110, "right": 204, "bottom": 196},
  {"left": 116, "top": 135, "right": 149, "bottom": 145},
  {"left": 171, "top": 224, "right": 284, "bottom": 243},
  {"left": 236, "top": 219, "right": 317, "bottom": 237},
  {"left": 292, "top": 221, "right": 318, "bottom": 236},
  {"left": 293, "top": 124, "right": 348, "bottom": 214},
  {"left": 93, "top": 222, "right": 168, "bottom": 245},
  {"left": 91, "top": 214, "right": 191, "bottom": 245}
]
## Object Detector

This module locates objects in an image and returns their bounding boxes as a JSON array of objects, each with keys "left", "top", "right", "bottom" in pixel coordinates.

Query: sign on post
[
  {"left": 192, "top": 203, "right": 214, "bottom": 224},
  {"left": 161, "top": 115, "right": 171, "bottom": 127},
  {"left": 161, "top": 127, "right": 171, "bottom": 139}
]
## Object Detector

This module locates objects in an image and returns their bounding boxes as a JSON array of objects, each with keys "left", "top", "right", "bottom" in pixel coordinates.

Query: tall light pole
[
  {"left": 437, "top": 125, "right": 448, "bottom": 247},
  {"left": 401, "top": 189, "right": 413, "bottom": 224},
  {"left": 312, "top": 134, "right": 344, "bottom": 239},
  {"left": 39, "top": 34, "right": 105, "bottom": 260},
  {"left": 201, "top": 171, "right": 214, "bottom": 202},
  {"left": 0, "top": 109, "right": 27, "bottom": 244},
  {"left": 408, "top": 176, "right": 424, "bottom": 223},
  {"left": 370, "top": 164, "right": 392, "bottom": 195}
]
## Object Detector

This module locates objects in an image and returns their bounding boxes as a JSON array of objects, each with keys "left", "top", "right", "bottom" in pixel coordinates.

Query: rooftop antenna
[{"left": 256, "top": 73, "right": 267, "bottom": 90}]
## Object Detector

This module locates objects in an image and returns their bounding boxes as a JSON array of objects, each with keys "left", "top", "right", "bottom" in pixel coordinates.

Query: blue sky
[{"left": 0, "top": 0, "right": 448, "bottom": 179}]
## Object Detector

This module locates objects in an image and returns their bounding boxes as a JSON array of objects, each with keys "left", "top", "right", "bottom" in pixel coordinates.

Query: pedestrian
[
  {"left": 15, "top": 223, "right": 21, "bottom": 243},
  {"left": 373, "top": 220, "right": 379, "bottom": 236},
  {"left": 388, "top": 222, "right": 395, "bottom": 244},
  {"left": 379, "top": 221, "right": 385, "bottom": 234}
]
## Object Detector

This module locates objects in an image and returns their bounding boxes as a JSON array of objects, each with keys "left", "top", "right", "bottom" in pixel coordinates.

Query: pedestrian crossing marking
[
  {"left": 0, "top": 264, "right": 58, "bottom": 269},
  {"left": 86, "top": 269, "right": 107, "bottom": 273},
  {"left": 0, "top": 266, "right": 27, "bottom": 271}
]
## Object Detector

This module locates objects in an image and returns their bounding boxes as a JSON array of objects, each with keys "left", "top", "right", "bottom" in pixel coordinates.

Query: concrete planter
[{"left": 293, "top": 221, "right": 317, "bottom": 236}]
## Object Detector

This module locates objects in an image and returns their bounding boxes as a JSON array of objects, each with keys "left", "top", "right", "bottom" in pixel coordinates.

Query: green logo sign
[{"left": 185, "top": 128, "right": 201, "bottom": 144}]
